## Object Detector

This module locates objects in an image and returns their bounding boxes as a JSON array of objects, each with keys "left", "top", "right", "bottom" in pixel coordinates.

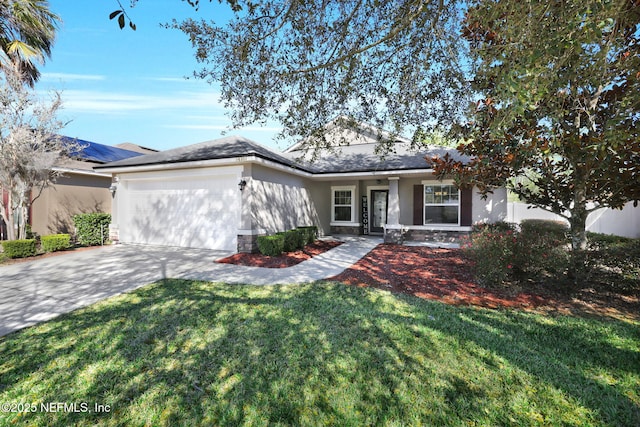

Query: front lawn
[{"left": 1, "top": 281, "right": 638, "bottom": 426}]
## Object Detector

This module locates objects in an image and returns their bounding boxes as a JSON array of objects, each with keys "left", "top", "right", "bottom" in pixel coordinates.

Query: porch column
[{"left": 387, "top": 177, "right": 400, "bottom": 225}]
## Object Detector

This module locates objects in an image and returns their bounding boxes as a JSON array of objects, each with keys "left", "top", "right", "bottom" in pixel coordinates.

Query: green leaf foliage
[
  {"left": 297, "top": 225, "right": 318, "bottom": 246},
  {"left": 432, "top": 0, "right": 640, "bottom": 255},
  {"left": 1, "top": 239, "right": 36, "bottom": 259},
  {"left": 41, "top": 234, "right": 71, "bottom": 253},
  {"left": 277, "top": 229, "right": 304, "bottom": 253},
  {"left": 72, "top": 213, "right": 111, "bottom": 246},
  {"left": 257, "top": 234, "right": 285, "bottom": 257},
  {"left": 171, "top": 0, "right": 470, "bottom": 145}
]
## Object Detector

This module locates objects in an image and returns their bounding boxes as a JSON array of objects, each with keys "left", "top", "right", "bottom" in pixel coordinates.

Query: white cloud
[
  {"left": 41, "top": 73, "right": 106, "bottom": 81},
  {"left": 60, "top": 89, "right": 224, "bottom": 114}
]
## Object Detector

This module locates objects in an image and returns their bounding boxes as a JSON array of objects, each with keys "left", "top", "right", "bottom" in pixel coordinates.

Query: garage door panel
[{"left": 120, "top": 175, "right": 240, "bottom": 250}]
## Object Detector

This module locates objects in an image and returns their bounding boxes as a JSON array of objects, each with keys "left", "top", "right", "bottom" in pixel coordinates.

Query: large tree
[
  {"left": 0, "top": 70, "right": 78, "bottom": 240},
  {"left": 0, "top": 0, "right": 60, "bottom": 85},
  {"left": 431, "top": 0, "right": 640, "bottom": 254},
  {"left": 117, "top": 0, "right": 471, "bottom": 150},
  {"left": 115, "top": 0, "right": 640, "bottom": 255}
]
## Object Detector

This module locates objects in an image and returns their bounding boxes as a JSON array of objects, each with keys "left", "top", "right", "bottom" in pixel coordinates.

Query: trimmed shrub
[
  {"left": 587, "top": 233, "right": 640, "bottom": 290},
  {"left": 517, "top": 219, "right": 570, "bottom": 279},
  {"left": 41, "top": 234, "right": 71, "bottom": 253},
  {"left": 587, "top": 232, "right": 632, "bottom": 249},
  {"left": 1, "top": 239, "right": 37, "bottom": 259},
  {"left": 520, "top": 219, "right": 568, "bottom": 242},
  {"left": 472, "top": 221, "right": 517, "bottom": 234},
  {"left": 280, "top": 229, "right": 304, "bottom": 252},
  {"left": 297, "top": 226, "right": 318, "bottom": 245},
  {"left": 465, "top": 226, "right": 518, "bottom": 286},
  {"left": 467, "top": 220, "right": 571, "bottom": 287},
  {"left": 257, "top": 234, "right": 285, "bottom": 257},
  {"left": 73, "top": 213, "right": 111, "bottom": 246}
]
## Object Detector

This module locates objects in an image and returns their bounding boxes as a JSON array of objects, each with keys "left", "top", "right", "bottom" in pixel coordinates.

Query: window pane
[
  {"left": 334, "top": 190, "right": 351, "bottom": 205},
  {"left": 425, "top": 206, "right": 458, "bottom": 224},
  {"left": 425, "top": 184, "right": 458, "bottom": 205},
  {"left": 334, "top": 206, "right": 352, "bottom": 221},
  {"left": 424, "top": 191, "right": 434, "bottom": 204}
]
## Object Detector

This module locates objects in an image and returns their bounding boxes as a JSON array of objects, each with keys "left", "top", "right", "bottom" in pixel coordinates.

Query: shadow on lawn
[{"left": 0, "top": 280, "right": 638, "bottom": 426}]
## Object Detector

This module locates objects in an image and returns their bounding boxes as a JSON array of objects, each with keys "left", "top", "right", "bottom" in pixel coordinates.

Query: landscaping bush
[
  {"left": 297, "top": 226, "right": 318, "bottom": 245},
  {"left": 257, "top": 234, "right": 285, "bottom": 257},
  {"left": 587, "top": 233, "right": 640, "bottom": 291},
  {"left": 279, "top": 229, "right": 304, "bottom": 252},
  {"left": 41, "top": 234, "right": 71, "bottom": 253},
  {"left": 464, "top": 225, "right": 518, "bottom": 286},
  {"left": 73, "top": 213, "right": 111, "bottom": 246},
  {"left": 520, "top": 219, "right": 568, "bottom": 242},
  {"left": 471, "top": 221, "right": 517, "bottom": 234},
  {"left": 1, "top": 239, "right": 36, "bottom": 259},
  {"left": 467, "top": 220, "right": 571, "bottom": 287},
  {"left": 517, "top": 219, "right": 570, "bottom": 279}
]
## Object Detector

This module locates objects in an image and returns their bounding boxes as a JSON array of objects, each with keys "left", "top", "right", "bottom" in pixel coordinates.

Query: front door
[{"left": 370, "top": 190, "right": 388, "bottom": 233}]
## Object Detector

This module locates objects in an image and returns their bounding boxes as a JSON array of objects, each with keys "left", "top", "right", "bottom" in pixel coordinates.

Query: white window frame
[
  {"left": 331, "top": 185, "right": 358, "bottom": 225},
  {"left": 422, "top": 181, "right": 460, "bottom": 226}
]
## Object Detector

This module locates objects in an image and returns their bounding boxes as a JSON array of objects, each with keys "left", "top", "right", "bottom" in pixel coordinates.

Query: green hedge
[
  {"left": 278, "top": 229, "right": 304, "bottom": 252},
  {"left": 520, "top": 219, "right": 568, "bottom": 242},
  {"left": 1, "top": 239, "right": 37, "bottom": 259},
  {"left": 297, "top": 226, "right": 318, "bottom": 245},
  {"left": 257, "top": 227, "right": 318, "bottom": 256},
  {"left": 257, "top": 234, "right": 285, "bottom": 257},
  {"left": 41, "top": 234, "right": 71, "bottom": 253},
  {"left": 73, "top": 213, "right": 111, "bottom": 246}
]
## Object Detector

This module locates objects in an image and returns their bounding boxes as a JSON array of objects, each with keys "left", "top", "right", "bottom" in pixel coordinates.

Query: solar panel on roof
[{"left": 61, "top": 136, "right": 143, "bottom": 164}]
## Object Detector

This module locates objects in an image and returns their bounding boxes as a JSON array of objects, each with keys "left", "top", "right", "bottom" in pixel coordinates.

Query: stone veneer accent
[
  {"left": 384, "top": 228, "right": 471, "bottom": 245},
  {"left": 237, "top": 234, "right": 263, "bottom": 253},
  {"left": 330, "top": 225, "right": 362, "bottom": 235}
]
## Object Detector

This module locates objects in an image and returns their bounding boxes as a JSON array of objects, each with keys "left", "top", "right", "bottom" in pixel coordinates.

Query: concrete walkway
[{"left": 0, "top": 236, "right": 381, "bottom": 337}]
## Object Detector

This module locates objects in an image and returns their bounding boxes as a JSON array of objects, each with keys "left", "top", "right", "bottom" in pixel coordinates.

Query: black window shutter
[
  {"left": 413, "top": 185, "right": 424, "bottom": 225},
  {"left": 460, "top": 187, "right": 473, "bottom": 226}
]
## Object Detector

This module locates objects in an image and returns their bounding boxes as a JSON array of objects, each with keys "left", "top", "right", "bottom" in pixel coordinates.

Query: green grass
[{"left": 1, "top": 281, "right": 639, "bottom": 426}]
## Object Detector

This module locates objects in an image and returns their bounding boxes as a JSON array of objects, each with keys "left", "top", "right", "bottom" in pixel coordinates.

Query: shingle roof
[
  {"left": 286, "top": 142, "right": 469, "bottom": 174},
  {"left": 94, "top": 136, "right": 307, "bottom": 171},
  {"left": 64, "top": 136, "right": 144, "bottom": 164},
  {"left": 94, "top": 134, "right": 468, "bottom": 174}
]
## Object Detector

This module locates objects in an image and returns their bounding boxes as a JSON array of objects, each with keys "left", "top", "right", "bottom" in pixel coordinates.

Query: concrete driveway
[{"left": 0, "top": 237, "right": 380, "bottom": 337}]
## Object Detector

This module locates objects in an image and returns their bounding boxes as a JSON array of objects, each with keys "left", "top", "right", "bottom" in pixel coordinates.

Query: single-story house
[
  {"left": 28, "top": 138, "right": 155, "bottom": 236},
  {"left": 95, "top": 121, "right": 507, "bottom": 252}
]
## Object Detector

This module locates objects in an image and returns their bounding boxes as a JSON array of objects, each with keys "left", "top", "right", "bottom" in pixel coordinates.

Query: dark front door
[{"left": 370, "top": 190, "right": 388, "bottom": 233}]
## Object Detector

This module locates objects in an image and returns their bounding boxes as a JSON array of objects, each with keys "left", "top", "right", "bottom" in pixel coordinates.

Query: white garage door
[{"left": 120, "top": 173, "right": 241, "bottom": 251}]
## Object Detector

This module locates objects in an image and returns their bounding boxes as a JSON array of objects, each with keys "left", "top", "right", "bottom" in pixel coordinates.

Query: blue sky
[{"left": 35, "top": 0, "right": 283, "bottom": 151}]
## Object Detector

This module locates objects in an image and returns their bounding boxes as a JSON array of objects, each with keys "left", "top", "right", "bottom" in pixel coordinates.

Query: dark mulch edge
[
  {"left": 329, "top": 244, "right": 639, "bottom": 321},
  {"left": 217, "top": 240, "right": 343, "bottom": 268}
]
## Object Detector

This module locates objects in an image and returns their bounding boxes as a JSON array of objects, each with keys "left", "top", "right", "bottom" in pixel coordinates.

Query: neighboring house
[
  {"left": 95, "top": 121, "right": 507, "bottom": 252},
  {"left": 27, "top": 137, "right": 147, "bottom": 237}
]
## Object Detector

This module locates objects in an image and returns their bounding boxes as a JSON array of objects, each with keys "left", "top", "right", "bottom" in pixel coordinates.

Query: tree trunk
[
  {"left": 568, "top": 210, "right": 588, "bottom": 252},
  {"left": 568, "top": 185, "right": 589, "bottom": 282},
  {"left": 3, "top": 192, "right": 16, "bottom": 241}
]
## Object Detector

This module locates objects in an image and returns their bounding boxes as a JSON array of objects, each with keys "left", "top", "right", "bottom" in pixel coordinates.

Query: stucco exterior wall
[
  {"left": 30, "top": 174, "right": 112, "bottom": 236},
  {"left": 472, "top": 187, "right": 508, "bottom": 224},
  {"left": 248, "top": 164, "right": 323, "bottom": 234}
]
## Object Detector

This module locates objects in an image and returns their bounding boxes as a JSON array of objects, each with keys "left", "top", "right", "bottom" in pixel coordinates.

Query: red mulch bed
[
  {"left": 217, "top": 240, "right": 343, "bottom": 268},
  {"left": 330, "top": 244, "right": 639, "bottom": 320}
]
